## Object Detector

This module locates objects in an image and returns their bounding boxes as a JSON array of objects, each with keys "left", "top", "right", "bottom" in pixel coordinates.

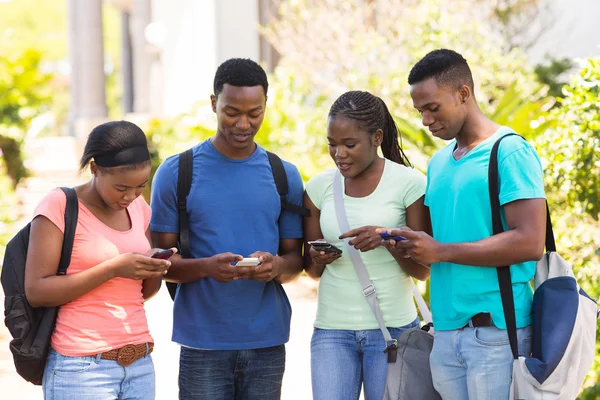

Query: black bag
[
  {"left": 1, "top": 187, "right": 78, "bottom": 385},
  {"left": 165, "top": 149, "right": 310, "bottom": 300}
]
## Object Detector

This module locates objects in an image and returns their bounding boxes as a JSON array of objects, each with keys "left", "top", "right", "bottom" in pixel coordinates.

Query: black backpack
[
  {"left": 165, "top": 149, "right": 309, "bottom": 300},
  {"left": 1, "top": 187, "right": 78, "bottom": 385}
]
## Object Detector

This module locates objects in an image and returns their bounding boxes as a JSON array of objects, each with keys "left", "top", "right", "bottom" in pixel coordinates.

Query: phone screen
[{"left": 152, "top": 249, "right": 174, "bottom": 260}]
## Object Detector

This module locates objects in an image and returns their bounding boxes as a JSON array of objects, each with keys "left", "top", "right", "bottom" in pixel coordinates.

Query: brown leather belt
[
  {"left": 463, "top": 313, "right": 494, "bottom": 329},
  {"left": 99, "top": 343, "right": 154, "bottom": 366}
]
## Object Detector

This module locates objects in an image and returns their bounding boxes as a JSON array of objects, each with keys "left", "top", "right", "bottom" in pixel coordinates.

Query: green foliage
[
  {"left": 535, "top": 58, "right": 600, "bottom": 391},
  {"left": 141, "top": 105, "right": 216, "bottom": 200},
  {"left": 579, "top": 382, "right": 600, "bottom": 400},
  {"left": 258, "top": 0, "right": 551, "bottom": 173},
  {"left": 534, "top": 57, "right": 575, "bottom": 98},
  {"left": 0, "top": 47, "right": 53, "bottom": 185},
  {"left": 0, "top": 155, "right": 18, "bottom": 261},
  {"left": 0, "top": 48, "right": 52, "bottom": 129},
  {"left": 538, "top": 57, "right": 600, "bottom": 221},
  {"left": 0, "top": 0, "right": 67, "bottom": 62}
]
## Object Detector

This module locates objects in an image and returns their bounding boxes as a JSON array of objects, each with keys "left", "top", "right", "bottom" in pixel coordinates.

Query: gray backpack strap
[{"left": 332, "top": 170, "right": 398, "bottom": 362}]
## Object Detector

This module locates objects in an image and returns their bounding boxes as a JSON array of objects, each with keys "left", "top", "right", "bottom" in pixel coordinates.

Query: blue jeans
[
  {"left": 430, "top": 325, "right": 532, "bottom": 400},
  {"left": 43, "top": 347, "right": 155, "bottom": 399},
  {"left": 311, "top": 318, "right": 420, "bottom": 400},
  {"left": 178, "top": 345, "right": 286, "bottom": 400}
]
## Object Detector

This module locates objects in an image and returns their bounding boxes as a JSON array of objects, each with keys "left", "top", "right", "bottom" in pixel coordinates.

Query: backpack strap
[
  {"left": 177, "top": 148, "right": 194, "bottom": 258},
  {"left": 266, "top": 151, "right": 309, "bottom": 217},
  {"left": 488, "top": 133, "right": 556, "bottom": 361},
  {"left": 57, "top": 187, "right": 78, "bottom": 275},
  {"left": 166, "top": 148, "right": 194, "bottom": 301}
]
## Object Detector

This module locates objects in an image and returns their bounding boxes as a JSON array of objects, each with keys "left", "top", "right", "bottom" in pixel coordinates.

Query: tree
[{"left": 258, "top": 0, "right": 551, "bottom": 171}]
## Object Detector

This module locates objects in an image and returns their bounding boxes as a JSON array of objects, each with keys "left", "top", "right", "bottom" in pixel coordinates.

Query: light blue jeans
[
  {"left": 311, "top": 318, "right": 420, "bottom": 400},
  {"left": 430, "top": 325, "right": 532, "bottom": 400},
  {"left": 43, "top": 347, "right": 155, "bottom": 400}
]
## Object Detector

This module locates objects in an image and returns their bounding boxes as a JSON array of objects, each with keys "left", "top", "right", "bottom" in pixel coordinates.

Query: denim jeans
[
  {"left": 430, "top": 325, "right": 532, "bottom": 400},
  {"left": 43, "top": 347, "right": 155, "bottom": 400},
  {"left": 310, "top": 318, "right": 420, "bottom": 400},
  {"left": 178, "top": 345, "right": 286, "bottom": 400}
]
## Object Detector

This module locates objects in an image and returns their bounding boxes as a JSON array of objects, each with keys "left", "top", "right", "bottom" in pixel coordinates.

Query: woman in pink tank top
[{"left": 24, "top": 121, "right": 175, "bottom": 400}]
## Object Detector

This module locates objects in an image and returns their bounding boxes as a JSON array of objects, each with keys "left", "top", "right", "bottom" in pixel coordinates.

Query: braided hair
[{"left": 329, "top": 91, "right": 412, "bottom": 167}]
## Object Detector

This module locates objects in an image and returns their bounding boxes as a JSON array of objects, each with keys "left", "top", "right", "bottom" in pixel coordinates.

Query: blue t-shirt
[
  {"left": 150, "top": 139, "right": 304, "bottom": 350},
  {"left": 425, "top": 127, "right": 545, "bottom": 331}
]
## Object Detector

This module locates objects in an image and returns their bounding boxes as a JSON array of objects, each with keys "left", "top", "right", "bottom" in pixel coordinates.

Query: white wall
[
  {"left": 527, "top": 0, "right": 600, "bottom": 64},
  {"left": 151, "top": 0, "right": 218, "bottom": 116},
  {"left": 215, "top": 0, "right": 261, "bottom": 64},
  {"left": 149, "top": 0, "right": 261, "bottom": 117}
]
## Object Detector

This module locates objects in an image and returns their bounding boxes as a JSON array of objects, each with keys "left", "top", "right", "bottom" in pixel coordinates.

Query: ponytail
[{"left": 377, "top": 98, "right": 412, "bottom": 167}]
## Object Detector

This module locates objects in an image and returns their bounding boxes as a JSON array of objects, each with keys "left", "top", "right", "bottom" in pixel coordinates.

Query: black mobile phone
[
  {"left": 151, "top": 249, "right": 175, "bottom": 260},
  {"left": 308, "top": 241, "right": 343, "bottom": 255}
]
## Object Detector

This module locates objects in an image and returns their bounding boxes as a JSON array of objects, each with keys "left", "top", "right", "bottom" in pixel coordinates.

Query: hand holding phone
[
  {"left": 379, "top": 232, "right": 407, "bottom": 242},
  {"left": 151, "top": 248, "right": 176, "bottom": 259},
  {"left": 308, "top": 240, "right": 343, "bottom": 255},
  {"left": 234, "top": 258, "right": 261, "bottom": 267}
]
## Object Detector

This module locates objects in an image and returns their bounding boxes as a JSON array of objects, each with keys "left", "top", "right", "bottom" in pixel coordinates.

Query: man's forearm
[
  {"left": 439, "top": 229, "right": 544, "bottom": 267},
  {"left": 275, "top": 252, "right": 303, "bottom": 284},
  {"left": 164, "top": 255, "right": 211, "bottom": 283},
  {"left": 142, "top": 277, "right": 163, "bottom": 300},
  {"left": 389, "top": 252, "right": 430, "bottom": 281}
]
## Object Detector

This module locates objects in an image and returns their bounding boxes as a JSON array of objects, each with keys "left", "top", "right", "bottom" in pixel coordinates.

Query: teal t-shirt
[
  {"left": 425, "top": 127, "right": 545, "bottom": 330},
  {"left": 306, "top": 159, "right": 426, "bottom": 330}
]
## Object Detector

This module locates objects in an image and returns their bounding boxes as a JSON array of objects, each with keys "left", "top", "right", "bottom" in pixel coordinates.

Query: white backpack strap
[{"left": 411, "top": 280, "right": 433, "bottom": 331}]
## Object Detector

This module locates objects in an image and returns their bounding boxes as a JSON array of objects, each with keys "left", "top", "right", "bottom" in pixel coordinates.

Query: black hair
[
  {"left": 213, "top": 58, "right": 268, "bottom": 98},
  {"left": 329, "top": 91, "right": 412, "bottom": 167},
  {"left": 408, "top": 49, "right": 474, "bottom": 92},
  {"left": 79, "top": 120, "right": 151, "bottom": 172}
]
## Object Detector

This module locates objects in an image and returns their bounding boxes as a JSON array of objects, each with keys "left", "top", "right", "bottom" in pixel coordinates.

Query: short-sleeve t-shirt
[
  {"left": 425, "top": 127, "right": 546, "bottom": 331},
  {"left": 150, "top": 139, "right": 304, "bottom": 350},
  {"left": 34, "top": 189, "right": 153, "bottom": 356},
  {"left": 306, "top": 159, "right": 426, "bottom": 330}
]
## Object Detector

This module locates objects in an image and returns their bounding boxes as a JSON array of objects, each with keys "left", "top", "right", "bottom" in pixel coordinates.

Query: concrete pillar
[
  {"left": 121, "top": 11, "right": 134, "bottom": 114},
  {"left": 131, "top": 0, "right": 152, "bottom": 113},
  {"left": 67, "top": 0, "right": 107, "bottom": 153},
  {"left": 67, "top": 0, "right": 108, "bottom": 143},
  {"left": 67, "top": 0, "right": 80, "bottom": 136},
  {"left": 76, "top": 0, "right": 108, "bottom": 118}
]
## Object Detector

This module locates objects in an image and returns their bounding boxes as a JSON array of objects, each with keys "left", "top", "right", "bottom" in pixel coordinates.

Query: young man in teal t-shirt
[{"left": 384, "top": 49, "right": 547, "bottom": 399}]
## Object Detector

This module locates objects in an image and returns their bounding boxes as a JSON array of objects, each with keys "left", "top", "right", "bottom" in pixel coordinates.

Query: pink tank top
[{"left": 34, "top": 189, "right": 153, "bottom": 356}]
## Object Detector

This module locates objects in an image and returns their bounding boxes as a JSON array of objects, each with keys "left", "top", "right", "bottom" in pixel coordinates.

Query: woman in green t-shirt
[{"left": 303, "top": 90, "right": 431, "bottom": 400}]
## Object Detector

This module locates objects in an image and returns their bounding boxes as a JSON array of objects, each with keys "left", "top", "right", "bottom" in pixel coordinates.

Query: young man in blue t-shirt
[
  {"left": 384, "top": 49, "right": 547, "bottom": 399},
  {"left": 150, "top": 58, "right": 304, "bottom": 400}
]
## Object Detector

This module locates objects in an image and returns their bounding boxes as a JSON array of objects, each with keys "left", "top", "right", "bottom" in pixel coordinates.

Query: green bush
[
  {"left": 0, "top": 47, "right": 53, "bottom": 186},
  {"left": 535, "top": 57, "right": 600, "bottom": 394}
]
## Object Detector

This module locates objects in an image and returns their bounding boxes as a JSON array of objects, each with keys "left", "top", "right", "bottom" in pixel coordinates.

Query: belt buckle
[{"left": 117, "top": 344, "right": 137, "bottom": 366}]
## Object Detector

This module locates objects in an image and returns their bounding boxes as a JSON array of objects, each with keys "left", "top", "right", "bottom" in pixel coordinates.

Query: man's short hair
[
  {"left": 213, "top": 58, "right": 268, "bottom": 98},
  {"left": 408, "top": 49, "right": 474, "bottom": 92}
]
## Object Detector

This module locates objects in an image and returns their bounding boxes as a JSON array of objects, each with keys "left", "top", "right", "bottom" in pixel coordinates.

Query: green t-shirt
[
  {"left": 306, "top": 159, "right": 426, "bottom": 330},
  {"left": 425, "top": 127, "right": 546, "bottom": 330}
]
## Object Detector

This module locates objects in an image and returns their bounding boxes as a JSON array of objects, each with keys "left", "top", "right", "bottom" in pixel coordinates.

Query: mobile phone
[
  {"left": 379, "top": 232, "right": 407, "bottom": 242},
  {"left": 235, "top": 258, "right": 261, "bottom": 267},
  {"left": 308, "top": 240, "right": 343, "bottom": 255},
  {"left": 151, "top": 249, "right": 175, "bottom": 260}
]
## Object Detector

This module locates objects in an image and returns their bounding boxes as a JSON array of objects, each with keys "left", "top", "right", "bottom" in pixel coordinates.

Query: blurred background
[{"left": 0, "top": 0, "right": 598, "bottom": 398}]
